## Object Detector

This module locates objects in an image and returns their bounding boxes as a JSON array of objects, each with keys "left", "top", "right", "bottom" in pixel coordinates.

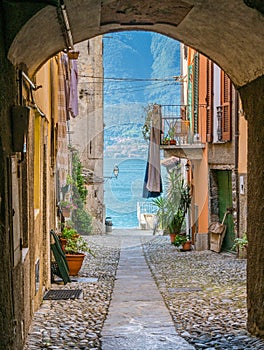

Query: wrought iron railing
[{"left": 160, "top": 104, "right": 203, "bottom": 146}]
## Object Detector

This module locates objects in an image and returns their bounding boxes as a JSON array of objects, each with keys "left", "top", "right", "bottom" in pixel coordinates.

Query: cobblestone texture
[
  {"left": 142, "top": 236, "right": 264, "bottom": 350},
  {"left": 23, "top": 235, "right": 121, "bottom": 350},
  {"left": 23, "top": 232, "right": 264, "bottom": 350}
]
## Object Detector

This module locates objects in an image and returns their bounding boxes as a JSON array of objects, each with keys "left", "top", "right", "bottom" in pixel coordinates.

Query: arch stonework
[
  {"left": 0, "top": 0, "right": 263, "bottom": 347},
  {"left": 7, "top": 0, "right": 264, "bottom": 88}
]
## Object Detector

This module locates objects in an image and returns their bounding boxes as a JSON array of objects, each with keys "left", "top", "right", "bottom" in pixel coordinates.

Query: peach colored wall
[
  {"left": 238, "top": 112, "right": 248, "bottom": 174},
  {"left": 193, "top": 151, "right": 209, "bottom": 233}
]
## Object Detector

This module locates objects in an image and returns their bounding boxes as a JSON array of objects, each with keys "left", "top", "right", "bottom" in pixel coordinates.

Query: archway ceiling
[{"left": 7, "top": 0, "right": 264, "bottom": 88}]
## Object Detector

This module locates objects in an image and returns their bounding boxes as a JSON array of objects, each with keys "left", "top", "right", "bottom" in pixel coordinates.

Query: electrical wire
[
  {"left": 79, "top": 81, "right": 180, "bottom": 95},
  {"left": 79, "top": 74, "right": 182, "bottom": 82}
]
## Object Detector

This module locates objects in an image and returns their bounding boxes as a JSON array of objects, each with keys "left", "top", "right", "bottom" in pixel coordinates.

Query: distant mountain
[{"left": 103, "top": 31, "right": 181, "bottom": 158}]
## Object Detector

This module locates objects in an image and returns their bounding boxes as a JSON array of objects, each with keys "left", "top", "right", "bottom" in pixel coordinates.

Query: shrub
[{"left": 72, "top": 208, "right": 92, "bottom": 235}]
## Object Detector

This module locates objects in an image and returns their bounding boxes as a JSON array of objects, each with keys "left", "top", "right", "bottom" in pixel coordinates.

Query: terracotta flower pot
[
  {"left": 62, "top": 208, "right": 70, "bottom": 217},
  {"left": 181, "top": 240, "right": 192, "bottom": 251},
  {"left": 59, "top": 237, "right": 67, "bottom": 252},
  {"left": 170, "top": 233, "right": 176, "bottom": 244},
  {"left": 65, "top": 253, "right": 85, "bottom": 275},
  {"left": 67, "top": 51, "right": 80, "bottom": 59}
]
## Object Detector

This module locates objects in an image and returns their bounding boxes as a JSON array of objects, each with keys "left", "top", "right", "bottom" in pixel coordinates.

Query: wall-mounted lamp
[
  {"left": 185, "top": 160, "right": 191, "bottom": 172},
  {"left": 104, "top": 164, "right": 119, "bottom": 181},
  {"left": 113, "top": 165, "right": 119, "bottom": 178}
]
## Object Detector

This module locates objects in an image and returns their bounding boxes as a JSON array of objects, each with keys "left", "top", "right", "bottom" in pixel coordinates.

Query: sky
[{"left": 103, "top": 31, "right": 181, "bottom": 111}]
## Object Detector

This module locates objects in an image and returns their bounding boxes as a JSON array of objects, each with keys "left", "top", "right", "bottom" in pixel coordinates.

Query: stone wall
[
  {"left": 70, "top": 38, "right": 104, "bottom": 233},
  {"left": 239, "top": 76, "right": 264, "bottom": 336}
]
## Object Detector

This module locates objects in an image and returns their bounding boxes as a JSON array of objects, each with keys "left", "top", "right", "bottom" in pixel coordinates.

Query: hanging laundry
[
  {"left": 69, "top": 59, "right": 79, "bottom": 118},
  {"left": 143, "top": 104, "right": 162, "bottom": 198},
  {"left": 61, "top": 53, "right": 70, "bottom": 121}
]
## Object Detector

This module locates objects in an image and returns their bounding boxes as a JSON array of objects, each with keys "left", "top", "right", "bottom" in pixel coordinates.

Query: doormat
[{"left": 43, "top": 289, "right": 82, "bottom": 300}]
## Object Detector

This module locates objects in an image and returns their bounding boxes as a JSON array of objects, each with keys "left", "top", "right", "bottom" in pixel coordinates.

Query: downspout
[{"left": 58, "top": 0, "right": 75, "bottom": 50}]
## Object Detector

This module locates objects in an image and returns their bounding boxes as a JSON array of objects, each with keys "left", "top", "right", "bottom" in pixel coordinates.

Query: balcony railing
[{"left": 159, "top": 104, "right": 203, "bottom": 146}]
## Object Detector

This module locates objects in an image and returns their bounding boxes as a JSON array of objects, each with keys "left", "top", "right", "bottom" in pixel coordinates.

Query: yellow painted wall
[{"left": 32, "top": 58, "right": 57, "bottom": 309}]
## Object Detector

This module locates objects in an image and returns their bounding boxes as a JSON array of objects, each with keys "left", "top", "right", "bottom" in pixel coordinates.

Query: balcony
[{"left": 159, "top": 105, "right": 205, "bottom": 160}]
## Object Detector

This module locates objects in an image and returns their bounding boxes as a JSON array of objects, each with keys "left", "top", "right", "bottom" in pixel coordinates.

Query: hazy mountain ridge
[{"left": 103, "top": 32, "right": 181, "bottom": 158}]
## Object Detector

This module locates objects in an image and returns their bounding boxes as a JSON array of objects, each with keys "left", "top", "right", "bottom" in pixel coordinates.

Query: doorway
[{"left": 216, "top": 170, "right": 235, "bottom": 251}]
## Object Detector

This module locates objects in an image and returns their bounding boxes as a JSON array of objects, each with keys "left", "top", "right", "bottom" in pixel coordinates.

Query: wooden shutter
[
  {"left": 206, "top": 60, "right": 214, "bottom": 142},
  {"left": 193, "top": 53, "right": 199, "bottom": 134},
  {"left": 221, "top": 71, "right": 232, "bottom": 141}
]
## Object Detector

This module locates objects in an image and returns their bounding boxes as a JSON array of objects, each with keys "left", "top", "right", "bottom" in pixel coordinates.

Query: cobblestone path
[{"left": 23, "top": 230, "right": 264, "bottom": 349}]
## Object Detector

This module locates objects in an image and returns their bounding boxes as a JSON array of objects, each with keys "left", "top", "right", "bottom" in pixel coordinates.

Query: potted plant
[
  {"left": 64, "top": 236, "right": 95, "bottom": 275},
  {"left": 152, "top": 196, "right": 167, "bottom": 232},
  {"left": 155, "top": 170, "right": 192, "bottom": 249},
  {"left": 168, "top": 126, "right": 176, "bottom": 145},
  {"left": 59, "top": 224, "right": 79, "bottom": 251},
  {"left": 59, "top": 200, "right": 77, "bottom": 217},
  {"left": 233, "top": 233, "right": 248, "bottom": 258}
]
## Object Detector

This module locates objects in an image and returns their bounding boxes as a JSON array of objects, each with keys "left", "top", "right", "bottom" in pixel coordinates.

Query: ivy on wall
[{"left": 67, "top": 147, "right": 92, "bottom": 235}]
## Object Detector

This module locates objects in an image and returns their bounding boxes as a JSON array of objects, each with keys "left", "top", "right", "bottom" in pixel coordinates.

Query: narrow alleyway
[
  {"left": 23, "top": 229, "right": 264, "bottom": 350},
  {"left": 100, "top": 230, "right": 193, "bottom": 349}
]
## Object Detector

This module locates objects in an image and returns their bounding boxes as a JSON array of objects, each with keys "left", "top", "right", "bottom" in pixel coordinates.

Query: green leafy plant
[
  {"left": 65, "top": 236, "right": 95, "bottom": 256},
  {"left": 65, "top": 148, "right": 93, "bottom": 235},
  {"left": 154, "top": 170, "right": 192, "bottom": 237},
  {"left": 60, "top": 200, "right": 77, "bottom": 211},
  {"left": 168, "top": 126, "right": 175, "bottom": 140},
  {"left": 173, "top": 234, "right": 187, "bottom": 247},
  {"left": 72, "top": 207, "right": 92, "bottom": 235},
  {"left": 233, "top": 233, "right": 248, "bottom": 251},
  {"left": 152, "top": 196, "right": 167, "bottom": 230},
  {"left": 71, "top": 151, "right": 88, "bottom": 205},
  {"left": 61, "top": 225, "right": 79, "bottom": 240}
]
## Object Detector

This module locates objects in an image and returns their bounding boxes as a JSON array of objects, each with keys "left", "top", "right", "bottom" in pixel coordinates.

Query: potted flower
[
  {"left": 64, "top": 236, "right": 95, "bottom": 275},
  {"left": 60, "top": 200, "right": 77, "bottom": 217}
]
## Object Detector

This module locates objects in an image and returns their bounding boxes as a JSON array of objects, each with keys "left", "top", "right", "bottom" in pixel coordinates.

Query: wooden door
[{"left": 217, "top": 170, "right": 235, "bottom": 251}]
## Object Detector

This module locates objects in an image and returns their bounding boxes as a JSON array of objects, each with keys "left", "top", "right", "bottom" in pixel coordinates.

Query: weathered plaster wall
[
  {"left": 70, "top": 38, "right": 104, "bottom": 233},
  {"left": 0, "top": 10, "right": 22, "bottom": 348}
]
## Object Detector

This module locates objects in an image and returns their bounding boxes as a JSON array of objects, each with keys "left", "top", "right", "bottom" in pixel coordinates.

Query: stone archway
[
  {"left": 6, "top": 0, "right": 264, "bottom": 88},
  {"left": 1, "top": 0, "right": 264, "bottom": 341}
]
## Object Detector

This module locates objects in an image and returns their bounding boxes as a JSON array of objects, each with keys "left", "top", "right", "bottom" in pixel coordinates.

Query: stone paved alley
[{"left": 23, "top": 229, "right": 264, "bottom": 350}]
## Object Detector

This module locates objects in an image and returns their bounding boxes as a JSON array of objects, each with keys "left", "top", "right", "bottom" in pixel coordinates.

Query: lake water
[{"left": 104, "top": 158, "right": 157, "bottom": 228}]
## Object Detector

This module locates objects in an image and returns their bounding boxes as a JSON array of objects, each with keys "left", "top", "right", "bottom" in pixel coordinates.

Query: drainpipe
[{"left": 59, "top": 0, "right": 75, "bottom": 50}]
